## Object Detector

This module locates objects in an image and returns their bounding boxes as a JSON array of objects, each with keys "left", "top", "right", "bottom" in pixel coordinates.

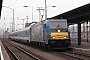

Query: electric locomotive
[{"left": 31, "top": 19, "right": 71, "bottom": 49}]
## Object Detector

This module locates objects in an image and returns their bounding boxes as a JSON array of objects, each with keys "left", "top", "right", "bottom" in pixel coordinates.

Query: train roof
[
  {"left": 10, "top": 21, "right": 39, "bottom": 34},
  {"left": 31, "top": 19, "right": 67, "bottom": 26},
  {"left": 44, "top": 19, "right": 67, "bottom": 23},
  {"left": 10, "top": 19, "right": 67, "bottom": 34},
  {"left": 10, "top": 26, "right": 30, "bottom": 34}
]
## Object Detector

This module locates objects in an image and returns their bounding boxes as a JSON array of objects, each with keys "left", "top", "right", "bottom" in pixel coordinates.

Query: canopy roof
[{"left": 48, "top": 3, "right": 90, "bottom": 24}]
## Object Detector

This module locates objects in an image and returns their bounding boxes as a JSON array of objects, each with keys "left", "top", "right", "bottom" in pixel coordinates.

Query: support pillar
[
  {"left": 73, "top": 24, "right": 74, "bottom": 38},
  {"left": 86, "top": 21, "right": 88, "bottom": 42},
  {"left": 83, "top": 22, "right": 85, "bottom": 38},
  {"left": 89, "top": 21, "right": 90, "bottom": 39},
  {"left": 78, "top": 22, "right": 81, "bottom": 45}
]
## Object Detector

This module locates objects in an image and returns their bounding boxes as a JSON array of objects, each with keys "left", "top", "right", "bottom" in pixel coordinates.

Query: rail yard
[{"left": 1, "top": 1, "right": 90, "bottom": 60}]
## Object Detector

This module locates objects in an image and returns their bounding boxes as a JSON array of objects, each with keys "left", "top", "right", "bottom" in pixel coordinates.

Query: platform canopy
[{"left": 48, "top": 3, "right": 90, "bottom": 25}]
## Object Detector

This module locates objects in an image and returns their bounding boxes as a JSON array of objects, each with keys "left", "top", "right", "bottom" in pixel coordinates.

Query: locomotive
[{"left": 9, "top": 19, "right": 71, "bottom": 49}]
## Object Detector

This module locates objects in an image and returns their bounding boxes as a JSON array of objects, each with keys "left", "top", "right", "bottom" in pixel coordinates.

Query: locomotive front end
[
  {"left": 51, "top": 32, "right": 68, "bottom": 40},
  {"left": 46, "top": 19, "right": 71, "bottom": 49}
]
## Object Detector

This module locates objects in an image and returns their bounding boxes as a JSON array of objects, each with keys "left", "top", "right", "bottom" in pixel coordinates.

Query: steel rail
[
  {"left": 2, "top": 41, "right": 19, "bottom": 60},
  {"left": 53, "top": 51, "right": 85, "bottom": 60},
  {"left": 58, "top": 52, "right": 84, "bottom": 60},
  {"left": 9, "top": 42, "right": 40, "bottom": 60},
  {"left": 67, "top": 51, "right": 90, "bottom": 58}
]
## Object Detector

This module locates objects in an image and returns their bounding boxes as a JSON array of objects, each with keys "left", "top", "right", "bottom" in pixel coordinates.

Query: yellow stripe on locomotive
[{"left": 51, "top": 32, "right": 68, "bottom": 40}]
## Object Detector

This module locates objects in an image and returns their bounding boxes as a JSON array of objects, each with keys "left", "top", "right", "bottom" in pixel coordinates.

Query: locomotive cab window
[{"left": 49, "top": 20, "right": 68, "bottom": 32}]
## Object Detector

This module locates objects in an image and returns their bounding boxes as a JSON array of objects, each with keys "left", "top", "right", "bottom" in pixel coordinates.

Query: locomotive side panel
[{"left": 31, "top": 23, "right": 44, "bottom": 42}]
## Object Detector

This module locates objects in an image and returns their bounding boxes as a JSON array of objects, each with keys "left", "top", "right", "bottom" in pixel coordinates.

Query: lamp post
[
  {"left": 12, "top": 9, "right": 15, "bottom": 32},
  {"left": 23, "top": 6, "right": 33, "bottom": 22},
  {"left": 2, "top": 6, "right": 15, "bottom": 32},
  {"left": 44, "top": 0, "right": 56, "bottom": 20},
  {"left": 16, "top": 24, "right": 20, "bottom": 30},
  {"left": 45, "top": 0, "right": 47, "bottom": 20},
  {"left": 22, "top": 19, "right": 25, "bottom": 28},
  {"left": 86, "top": 21, "right": 88, "bottom": 42}
]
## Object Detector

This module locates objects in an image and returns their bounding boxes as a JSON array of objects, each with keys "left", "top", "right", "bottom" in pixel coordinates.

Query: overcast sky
[{"left": 0, "top": 0, "right": 90, "bottom": 31}]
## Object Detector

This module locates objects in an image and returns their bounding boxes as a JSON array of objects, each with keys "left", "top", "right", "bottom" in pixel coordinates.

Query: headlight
[
  {"left": 64, "top": 37, "right": 67, "bottom": 38},
  {"left": 53, "top": 37, "right": 55, "bottom": 39},
  {"left": 58, "top": 30, "right": 60, "bottom": 32},
  {"left": 64, "top": 36, "right": 68, "bottom": 38}
]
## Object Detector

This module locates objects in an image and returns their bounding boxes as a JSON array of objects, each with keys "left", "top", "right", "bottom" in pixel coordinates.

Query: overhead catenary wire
[
  {"left": 48, "top": 0, "right": 57, "bottom": 6},
  {"left": 12, "top": 0, "right": 18, "bottom": 8}
]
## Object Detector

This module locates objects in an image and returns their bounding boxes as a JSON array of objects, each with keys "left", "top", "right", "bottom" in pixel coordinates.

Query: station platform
[
  {"left": 70, "top": 41, "right": 90, "bottom": 54},
  {"left": 0, "top": 40, "right": 11, "bottom": 60}
]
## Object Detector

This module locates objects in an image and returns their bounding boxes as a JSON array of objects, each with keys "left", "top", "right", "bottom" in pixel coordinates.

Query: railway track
[
  {"left": 4, "top": 40, "right": 68, "bottom": 60},
  {"left": 12, "top": 41, "right": 88, "bottom": 60},
  {"left": 53, "top": 50, "right": 90, "bottom": 60},
  {"left": 2, "top": 40, "right": 90, "bottom": 60},
  {"left": 2, "top": 41, "right": 40, "bottom": 60}
]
